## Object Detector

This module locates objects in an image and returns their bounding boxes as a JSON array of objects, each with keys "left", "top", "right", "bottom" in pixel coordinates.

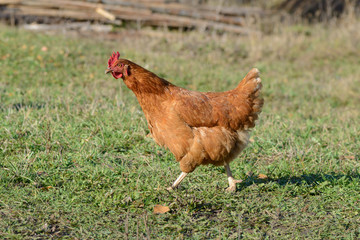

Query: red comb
[{"left": 108, "top": 51, "right": 120, "bottom": 67}]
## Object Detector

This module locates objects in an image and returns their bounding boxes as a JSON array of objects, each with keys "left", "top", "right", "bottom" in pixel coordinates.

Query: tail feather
[
  {"left": 237, "top": 68, "right": 261, "bottom": 92},
  {"left": 236, "top": 68, "right": 264, "bottom": 130}
]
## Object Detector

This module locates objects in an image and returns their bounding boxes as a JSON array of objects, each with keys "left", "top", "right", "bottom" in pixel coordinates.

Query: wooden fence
[{"left": 0, "top": 0, "right": 266, "bottom": 34}]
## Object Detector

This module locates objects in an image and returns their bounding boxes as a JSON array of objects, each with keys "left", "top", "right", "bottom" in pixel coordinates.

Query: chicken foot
[
  {"left": 167, "top": 172, "right": 188, "bottom": 190},
  {"left": 225, "top": 163, "right": 243, "bottom": 192}
]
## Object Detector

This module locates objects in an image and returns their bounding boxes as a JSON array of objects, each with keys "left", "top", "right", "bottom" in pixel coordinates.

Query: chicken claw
[
  {"left": 226, "top": 178, "right": 243, "bottom": 192},
  {"left": 225, "top": 163, "right": 242, "bottom": 192},
  {"left": 167, "top": 172, "right": 188, "bottom": 191}
]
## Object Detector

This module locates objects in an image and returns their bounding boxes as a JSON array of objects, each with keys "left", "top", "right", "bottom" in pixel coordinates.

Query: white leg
[
  {"left": 167, "top": 172, "right": 188, "bottom": 190},
  {"left": 225, "top": 163, "right": 242, "bottom": 192}
]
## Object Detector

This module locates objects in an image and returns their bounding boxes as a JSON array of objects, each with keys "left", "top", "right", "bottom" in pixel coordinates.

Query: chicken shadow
[
  {"left": 167, "top": 171, "right": 359, "bottom": 220},
  {"left": 237, "top": 171, "right": 360, "bottom": 191}
]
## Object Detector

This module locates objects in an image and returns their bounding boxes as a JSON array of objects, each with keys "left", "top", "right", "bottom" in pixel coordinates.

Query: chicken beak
[{"left": 105, "top": 68, "right": 112, "bottom": 74}]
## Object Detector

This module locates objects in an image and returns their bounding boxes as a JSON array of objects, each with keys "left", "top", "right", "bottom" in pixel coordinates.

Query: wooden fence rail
[{"left": 0, "top": 0, "right": 265, "bottom": 34}]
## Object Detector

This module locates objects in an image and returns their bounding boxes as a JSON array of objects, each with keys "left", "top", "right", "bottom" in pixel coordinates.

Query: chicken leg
[
  {"left": 225, "top": 163, "right": 242, "bottom": 192},
  {"left": 167, "top": 172, "right": 188, "bottom": 190}
]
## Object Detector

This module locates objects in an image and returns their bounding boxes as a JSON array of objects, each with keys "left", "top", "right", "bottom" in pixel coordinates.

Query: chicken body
[{"left": 106, "top": 54, "right": 263, "bottom": 191}]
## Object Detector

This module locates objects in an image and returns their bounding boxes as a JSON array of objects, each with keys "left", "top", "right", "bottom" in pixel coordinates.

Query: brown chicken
[{"left": 106, "top": 52, "right": 264, "bottom": 191}]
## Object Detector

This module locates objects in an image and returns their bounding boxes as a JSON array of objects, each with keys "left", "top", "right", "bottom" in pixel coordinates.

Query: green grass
[{"left": 0, "top": 22, "right": 359, "bottom": 239}]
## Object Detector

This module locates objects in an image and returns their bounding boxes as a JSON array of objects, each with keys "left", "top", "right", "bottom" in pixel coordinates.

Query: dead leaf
[
  {"left": 41, "top": 186, "right": 53, "bottom": 191},
  {"left": 258, "top": 174, "right": 268, "bottom": 179},
  {"left": 153, "top": 205, "right": 170, "bottom": 214},
  {"left": 2, "top": 54, "right": 10, "bottom": 60}
]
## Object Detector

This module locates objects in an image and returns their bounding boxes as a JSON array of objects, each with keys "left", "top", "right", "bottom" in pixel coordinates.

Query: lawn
[{"left": 0, "top": 19, "right": 359, "bottom": 239}]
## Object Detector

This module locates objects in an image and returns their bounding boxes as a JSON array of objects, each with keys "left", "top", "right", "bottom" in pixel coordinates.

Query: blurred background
[{"left": 1, "top": 0, "right": 359, "bottom": 35}]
